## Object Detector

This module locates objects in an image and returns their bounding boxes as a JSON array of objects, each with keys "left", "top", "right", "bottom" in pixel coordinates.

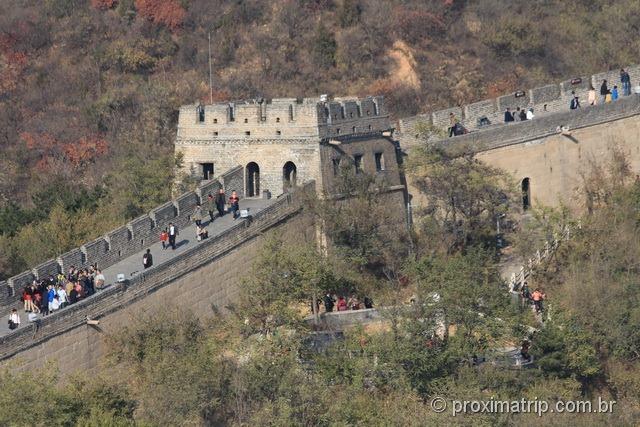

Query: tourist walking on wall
[
  {"left": 206, "top": 194, "right": 216, "bottom": 221},
  {"left": 621, "top": 69, "right": 631, "bottom": 96},
  {"left": 570, "top": 92, "right": 581, "bottom": 110},
  {"left": 215, "top": 189, "right": 226, "bottom": 217},
  {"left": 448, "top": 112, "right": 459, "bottom": 137},
  {"left": 588, "top": 85, "right": 597, "bottom": 105},
  {"left": 193, "top": 204, "right": 202, "bottom": 227},
  {"left": 168, "top": 223, "right": 178, "bottom": 250},
  {"left": 504, "top": 108, "right": 515, "bottom": 123},
  {"left": 600, "top": 80, "right": 608, "bottom": 104},
  {"left": 229, "top": 191, "right": 240, "bottom": 219},
  {"left": 8, "top": 308, "right": 20, "bottom": 330},
  {"left": 160, "top": 229, "right": 168, "bottom": 250},
  {"left": 143, "top": 249, "right": 153, "bottom": 269},
  {"left": 531, "top": 289, "right": 545, "bottom": 313}
]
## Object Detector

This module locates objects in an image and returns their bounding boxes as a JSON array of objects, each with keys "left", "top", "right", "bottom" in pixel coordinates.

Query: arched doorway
[
  {"left": 283, "top": 161, "right": 297, "bottom": 192},
  {"left": 246, "top": 162, "right": 260, "bottom": 197},
  {"left": 521, "top": 178, "right": 530, "bottom": 210}
]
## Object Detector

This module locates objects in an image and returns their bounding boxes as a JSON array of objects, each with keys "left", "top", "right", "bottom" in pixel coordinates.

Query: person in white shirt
[
  {"left": 50, "top": 296, "right": 60, "bottom": 312},
  {"left": 28, "top": 312, "right": 39, "bottom": 322},
  {"left": 526, "top": 108, "right": 534, "bottom": 120},
  {"left": 57, "top": 285, "right": 68, "bottom": 309},
  {"left": 95, "top": 270, "right": 106, "bottom": 290},
  {"left": 8, "top": 309, "right": 20, "bottom": 330}
]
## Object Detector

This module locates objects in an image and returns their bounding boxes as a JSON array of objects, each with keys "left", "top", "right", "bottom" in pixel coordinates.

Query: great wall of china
[{"left": 3, "top": 63, "right": 640, "bottom": 374}]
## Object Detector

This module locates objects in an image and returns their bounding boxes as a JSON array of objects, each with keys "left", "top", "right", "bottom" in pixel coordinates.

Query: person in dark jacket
[
  {"left": 323, "top": 293, "right": 335, "bottom": 312},
  {"left": 504, "top": 108, "right": 515, "bottom": 123},
  {"left": 168, "top": 223, "right": 178, "bottom": 250},
  {"left": 206, "top": 194, "right": 216, "bottom": 222},
  {"left": 215, "top": 189, "right": 226, "bottom": 217},
  {"left": 143, "top": 249, "right": 153, "bottom": 269},
  {"left": 600, "top": 79, "right": 608, "bottom": 104},
  {"left": 620, "top": 69, "right": 631, "bottom": 96}
]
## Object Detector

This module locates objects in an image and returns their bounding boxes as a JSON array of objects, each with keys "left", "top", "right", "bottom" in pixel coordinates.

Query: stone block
[
  {"left": 175, "top": 191, "right": 199, "bottom": 216},
  {"left": 58, "top": 248, "right": 85, "bottom": 272},
  {"left": 106, "top": 226, "right": 131, "bottom": 248},
  {"left": 431, "top": 107, "right": 462, "bottom": 130},
  {"left": 342, "top": 100, "right": 360, "bottom": 119},
  {"left": 326, "top": 102, "right": 344, "bottom": 123},
  {"left": 464, "top": 99, "right": 497, "bottom": 127},
  {"left": 560, "top": 76, "right": 590, "bottom": 95},
  {"left": 8, "top": 271, "right": 35, "bottom": 290},
  {"left": 128, "top": 214, "right": 153, "bottom": 238},
  {"left": 221, "top": 166, "right": 244, "bottom": 198},
  {"left": 198, "top": 179, "right": 222, "bottom": 199},
  {"left": 497, "top": 91, "right": 531, "bottom": 112},
  {"left": 530, "top": 84, "right": 561, "bottom": 104},
  {"left": 150, "top": 201, "right": 177, "bottom": 228},
  {"left": 82, "top": 237, "right": 109, "bottom": 267},
  {"left": 33, "top": 259, "right": 61, "bottom": 280}
]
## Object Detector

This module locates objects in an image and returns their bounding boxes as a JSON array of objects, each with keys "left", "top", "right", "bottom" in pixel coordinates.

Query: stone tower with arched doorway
[{"left": 175, "top": 96, "right": 406, "bottom": 204}]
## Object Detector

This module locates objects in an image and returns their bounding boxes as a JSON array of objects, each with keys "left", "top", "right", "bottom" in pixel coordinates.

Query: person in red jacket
[
  {"left": 336, "top": 296, "right": 348, "bottom": 311},
  {"left": 160, "top": 229, "right": 169, "bottom": 250}
]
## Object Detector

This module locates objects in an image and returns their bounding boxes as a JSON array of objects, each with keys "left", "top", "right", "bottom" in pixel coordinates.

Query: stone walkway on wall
[{"left": 0, "top": 198, "right": 276, "bottom": 338}]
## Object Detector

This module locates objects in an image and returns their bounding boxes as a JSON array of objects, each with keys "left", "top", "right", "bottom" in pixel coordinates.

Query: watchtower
[{"left": 175, "top": 96, "right": 406, "bottom": 200}]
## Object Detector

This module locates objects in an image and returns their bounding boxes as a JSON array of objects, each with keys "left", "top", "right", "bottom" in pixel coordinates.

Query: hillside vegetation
[{"left": 1, "top": 0, "right": 639, "bottom": 278}]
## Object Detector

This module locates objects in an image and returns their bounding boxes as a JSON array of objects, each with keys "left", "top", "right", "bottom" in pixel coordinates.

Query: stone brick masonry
[
  {"left": 0, "top": 182, "right": 316, "bottom": 369},
  {"left": 1, "top": 169, "right": 241, "bottom": 318},
  {"left": 397, "top": 63, "right": 640, "bottom": 145}
]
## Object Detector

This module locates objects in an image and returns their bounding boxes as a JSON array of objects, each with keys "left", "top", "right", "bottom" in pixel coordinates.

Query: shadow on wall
[{"left": 0, "top": 165, "right": 246, "bottom": 318}]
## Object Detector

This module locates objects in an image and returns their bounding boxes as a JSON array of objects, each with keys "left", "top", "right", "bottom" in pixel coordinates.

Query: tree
[
  {"left": 313, "top": 23, "right": 337, "bottom": 68},
  {"left": 134, "top": 0, "right": 186, "bottom": 31},
  {"left": 408, "top": 145, "right": 515, "bottom": 253}
]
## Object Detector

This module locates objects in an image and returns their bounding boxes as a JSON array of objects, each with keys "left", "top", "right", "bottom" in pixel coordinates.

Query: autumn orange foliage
[
  {"left": 135, "top": 0, "right": 186, "bottom": 31},
  {"left": 21, "top": 132, "right": 109, "bottom": 171},
  {"left": 91, "top": 0, "right": 118, "bottom": 10}
]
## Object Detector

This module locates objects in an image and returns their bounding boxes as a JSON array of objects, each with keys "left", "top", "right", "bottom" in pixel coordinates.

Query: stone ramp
[{"left": 0, "top": 198, "right": 276, "bottom": 339}]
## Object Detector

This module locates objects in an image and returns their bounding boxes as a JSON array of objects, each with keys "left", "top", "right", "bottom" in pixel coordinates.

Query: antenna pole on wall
[{"left": 208, "top": 31, "right": 213, "bottom": 104}]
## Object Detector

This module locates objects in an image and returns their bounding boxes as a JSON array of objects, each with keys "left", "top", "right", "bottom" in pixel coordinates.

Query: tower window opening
[
  {"left": 354, "top": 154, "right": 363, "bottom": 174},
  {"left": 375, "top": 152, "right": 385, "bottom": 172},
  {"left": 522, "top": 178, "right": 531, "bottom": 210}
]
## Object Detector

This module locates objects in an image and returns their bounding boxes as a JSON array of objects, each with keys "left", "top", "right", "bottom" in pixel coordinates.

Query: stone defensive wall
[
  {"left": 440, "top": 92, "right": 640, "bottom": 156},
  {"left": 0, "top": 181, "right": 316, "bottom": 369},
  {"left": 397, "top": 64, "right": 640, "bottom": 147},
  {"left": 0, "top": 166, "right": 246, "bottom": 319},
  {"left": 177, "top": 96, "right": 390, "bottom": 142}
]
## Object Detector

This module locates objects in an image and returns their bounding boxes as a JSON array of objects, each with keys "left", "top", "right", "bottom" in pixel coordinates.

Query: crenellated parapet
[
  {"left": 398, "top": 64, "right": 640, "bottom": 145},
  {"left": 0, "top": 166, "right": 246, "bottom": 318},
  {"left": 176, "top": 96, "right": 390, "bottom": 141}
]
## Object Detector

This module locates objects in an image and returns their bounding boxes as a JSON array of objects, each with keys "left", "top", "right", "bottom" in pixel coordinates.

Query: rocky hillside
[{"left": 1, "top": 0, "right": 639, "bottom": 278}]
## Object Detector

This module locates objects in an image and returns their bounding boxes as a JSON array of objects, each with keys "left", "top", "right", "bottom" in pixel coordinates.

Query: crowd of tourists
[
  {"left": 8, "top": 189, "right": 245, "bottom": 331},
  {"left": 321, "top": 293, "right": 374, "bottom": 313},
  {"left": 8, "top": 266, "right": 105, "bottom": 330}
]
